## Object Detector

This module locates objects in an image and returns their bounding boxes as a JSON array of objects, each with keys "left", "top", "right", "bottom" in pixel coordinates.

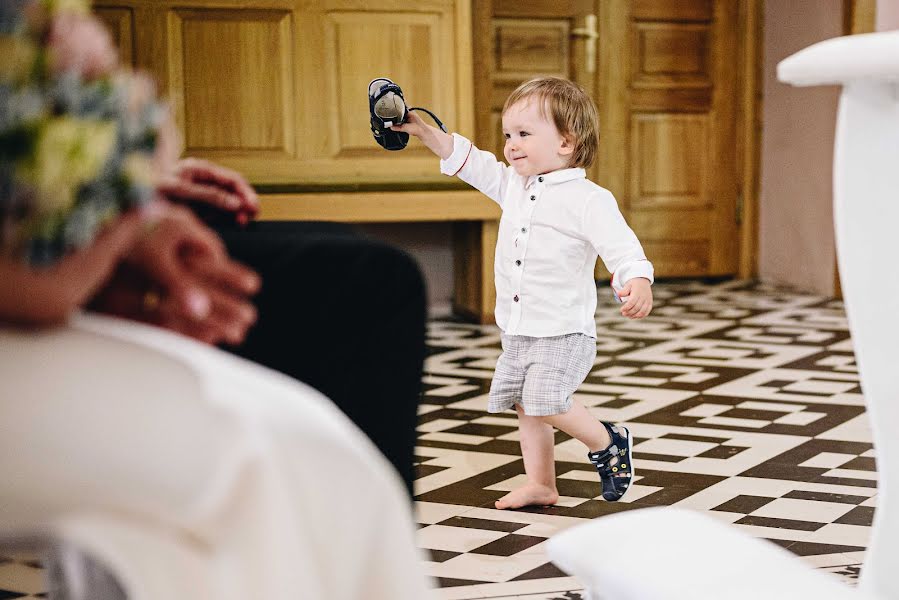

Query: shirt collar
[{"left": 525, "top": 167, "right": 586, "bottom": 188}]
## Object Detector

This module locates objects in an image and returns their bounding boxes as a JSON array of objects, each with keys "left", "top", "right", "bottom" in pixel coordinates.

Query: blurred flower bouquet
[{"left": 0, "top": 0, "right": 170, "bottom": 265}]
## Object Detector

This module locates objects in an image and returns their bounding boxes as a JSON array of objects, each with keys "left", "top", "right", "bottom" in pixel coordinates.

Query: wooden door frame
[
  {"left": 738, "top": 0, "right": 763, "bottom": 279},
  {"left": 471, "top": 0, "right": 493, "bottom": 148}
]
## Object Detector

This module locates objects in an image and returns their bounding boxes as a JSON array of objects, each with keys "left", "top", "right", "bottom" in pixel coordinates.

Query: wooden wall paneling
[
  {"left": 94, "top": 0, "right": 499, "bottom": 323},
  {"left": 594, "top": 0, "right": 630, "bottom": 281},
  {"left": 493, "top": 0, "right": 593, "bottom": 18},
  {"left": 738, "top": 0, "right": 762, "bottom": 280},
  {"left": 285, "top": 0, "right": 467, "bottom": 186},
  {"left": 629, "top": 209, "right": 709, "bottom": 239},
  {"left": 632, "top": 0, "right": 713, "bottom": 22},
  {"left": 95, "top": 0, "right": 474, "bottom": 187},
  {"left": 258, "top": 190, "right": 499, "bottom": 222},
  {"left": 472, "top": 0, "right": 493, "bottom": 149},
  {"left": 453, "top": 220, "right": 498, "bottom": 324},
  {"left": 166, "top": 7, "right": 295, "bottom": 158},
  {"left": 844, "top": 0, "right": 876, "bottom": 35},
  {"left": 454, "top": 0, "right": 475, "bottom": 142},
  {"left": 640, "top": 240, "right": 710, "bottom": 276},
  {"left": 325, "top": 11, "right": 448, "bottom": 158},
  {"left": 706, "top": 0, "right": 739, "bottom": 274}
]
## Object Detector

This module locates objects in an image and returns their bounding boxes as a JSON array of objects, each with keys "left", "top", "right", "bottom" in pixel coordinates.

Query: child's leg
[
  {"left": 542, "top": 400, "right": 611, "bottom": 453},
  {"left": 495, "top": 404, "right": 560, "bottom": 510}
]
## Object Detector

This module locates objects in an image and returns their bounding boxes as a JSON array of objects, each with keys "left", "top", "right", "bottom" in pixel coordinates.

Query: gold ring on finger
[{"left": 142, "top": 289, "right": 162, "bottom": 314}]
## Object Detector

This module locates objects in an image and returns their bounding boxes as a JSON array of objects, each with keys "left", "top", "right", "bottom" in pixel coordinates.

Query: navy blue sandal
[
  {"left": 368, "top": 78, "right": 447, "bottom": 151},
  {"left": 587, "top": 422, "right": 634, "bottom": 502}
]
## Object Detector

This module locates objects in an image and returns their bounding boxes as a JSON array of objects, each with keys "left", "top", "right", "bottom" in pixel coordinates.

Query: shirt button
[
  {"left": 530, "top": 195, "right": 536, "bottom": 201},
  {"left": 513, "top": 295, "right": 519, "bottom": 302},
  {"left": 521, "top": 227, "right": 527, "bottom": 233},
  {"left": 515, "top": 260, "right": 521, "bottom": 266},
  {"left": 538, "top": 176, "right": 544, "bottom": 182}
]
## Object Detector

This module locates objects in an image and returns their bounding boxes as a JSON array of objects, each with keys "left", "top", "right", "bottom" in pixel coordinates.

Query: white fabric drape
[{"left": 0, "top": 313, "right": 431, "bottom": 599}]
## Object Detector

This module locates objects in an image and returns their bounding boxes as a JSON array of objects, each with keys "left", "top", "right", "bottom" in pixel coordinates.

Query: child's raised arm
[{"left": 394, "top": 113, "right": 512, "bottom": 207}]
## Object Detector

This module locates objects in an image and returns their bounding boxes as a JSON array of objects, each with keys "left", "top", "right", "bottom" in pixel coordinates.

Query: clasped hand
[
  {"left": 92, "top": 204, "right": 260, "bottom": 345},
  {"left": 94, "top": 157, "right": 262, "bottom": 345},
  {"left": 0, "top": 173, "right": 262, "bottom": 346}
]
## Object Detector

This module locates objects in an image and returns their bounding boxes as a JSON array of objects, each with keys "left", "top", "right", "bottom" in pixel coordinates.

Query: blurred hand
[
  {"left": 93, "top": 204, "right": 261, "bottom": 345},
  {"left": 47, "top": 12, "right": 118, "bottom": 80},
  {"left": 152, "top": 104, "right": 183, "bottom": 185},
  {"left": 158, "top": 158, "right": 259, "bottom": 226},
  {"left": 618, "top": 277, "right": 653, "bottom": 319},
  {"left": 0, "top": 211, "right": 145, "bottom": 326}
]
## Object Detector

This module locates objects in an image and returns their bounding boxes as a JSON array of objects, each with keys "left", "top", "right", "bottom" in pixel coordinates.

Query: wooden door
[{"left": 472, "top": 0, "right": 746, "bottom": 279}]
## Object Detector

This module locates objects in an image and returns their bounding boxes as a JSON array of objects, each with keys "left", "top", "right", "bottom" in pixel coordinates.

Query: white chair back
[{"left": 778, "top": 30, "right": 899, "bottom": 599}]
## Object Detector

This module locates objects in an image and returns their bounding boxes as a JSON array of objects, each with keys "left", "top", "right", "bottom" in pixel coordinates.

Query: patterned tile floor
[
  {"left": 0, "top": 280, "right": 875, "bottom": 599},
  {"left": 415, "top": 279, "right": 873, "bottom": 599}
]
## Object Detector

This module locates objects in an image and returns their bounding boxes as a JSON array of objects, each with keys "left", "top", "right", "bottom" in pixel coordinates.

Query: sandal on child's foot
[{"left": 587, "top": 422, "right": 634, "bottom": 502}]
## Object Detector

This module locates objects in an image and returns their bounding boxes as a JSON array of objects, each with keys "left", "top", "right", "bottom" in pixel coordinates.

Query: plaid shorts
[{"left": 488, "top": 333, "right": 597, "bottom": 416}]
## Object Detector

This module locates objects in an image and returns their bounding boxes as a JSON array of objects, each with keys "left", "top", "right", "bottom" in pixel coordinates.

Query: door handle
[{"left": 572, "top": 14, "right": 598, "bottom": 73}]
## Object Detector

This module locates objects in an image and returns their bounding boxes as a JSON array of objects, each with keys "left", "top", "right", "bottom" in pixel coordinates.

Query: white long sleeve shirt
[{"left": 440, "top": 133, "right": 654, "bottom": 338}]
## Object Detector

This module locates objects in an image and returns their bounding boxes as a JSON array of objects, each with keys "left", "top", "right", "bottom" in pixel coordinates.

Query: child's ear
[{"left": 559, "top": 134, "right": 575, "bottom": 156}]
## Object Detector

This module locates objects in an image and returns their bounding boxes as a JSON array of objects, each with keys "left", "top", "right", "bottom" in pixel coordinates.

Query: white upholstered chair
[{"left": 546, "top": 30, "right": 899, "bottom": 600}]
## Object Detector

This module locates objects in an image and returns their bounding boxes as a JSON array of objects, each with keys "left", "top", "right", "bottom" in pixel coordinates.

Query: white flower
[{"left": 20, "top": 116, "right": 118, "bottom": 214}]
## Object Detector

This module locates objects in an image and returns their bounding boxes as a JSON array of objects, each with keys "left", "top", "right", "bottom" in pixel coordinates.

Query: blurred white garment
[{"left": 0, "top": 313, "right": 431, "bottom": 600}]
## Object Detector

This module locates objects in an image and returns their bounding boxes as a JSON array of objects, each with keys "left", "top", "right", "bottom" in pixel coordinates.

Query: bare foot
[{"left": 495, "top": 483, "right": 559, "bottom": 510}]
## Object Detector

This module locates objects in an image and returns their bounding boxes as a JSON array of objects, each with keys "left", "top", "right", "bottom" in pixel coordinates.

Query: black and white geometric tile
[
  {"left": 416, "top": 280, "right": 874, "bottom": 599},
  {"left": 0, "top": 553, "right": 45, "bottom": 599},
  {"left": 0, "top": 280, "right": 875, "bottom": 599}
]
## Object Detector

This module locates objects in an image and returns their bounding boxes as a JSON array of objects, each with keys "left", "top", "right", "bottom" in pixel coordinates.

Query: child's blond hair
[{"left": 502, "top": 77, "right": 599, "bottom": 169}]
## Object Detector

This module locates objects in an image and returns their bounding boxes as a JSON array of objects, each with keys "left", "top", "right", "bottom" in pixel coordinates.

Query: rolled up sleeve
[{"left": 583, "top": 190, "right": 654, "bottom": 291}]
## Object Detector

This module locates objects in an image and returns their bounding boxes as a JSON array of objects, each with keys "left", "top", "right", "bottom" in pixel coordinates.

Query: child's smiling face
[{"left": 502, "top": 98, "right": 574, "bottom": 177}]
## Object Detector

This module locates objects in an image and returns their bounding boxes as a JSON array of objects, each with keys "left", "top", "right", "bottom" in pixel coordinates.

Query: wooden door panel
[
  {"left": 641, "top": 240, "right": 709, "bottom": 276},
  {"left": 632, "top": 23, "right": 710, "bottom": 86},
  {"left": 632, "top": 0, "right": 712, "bottom": 22},
  {"left": 629, "top": 113, "right": 708, "bottom": 210},
  {"left": 294, "top": 0, "right": 469, "bottom": 185},
  {"left": 493, "top": 19, "right": 570, "bottom": 77},
  {"left": 629, "top": 210, "right": 710, "bottom": 240},
  {"left": 324, "top": 11, "right": 450, "bottom": 159},
  {"left": 167, "top": 8, "right": 295, "bottom": 157},
  {"left": 630, "top": 87, "right": 712, "bottom": 112}
]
